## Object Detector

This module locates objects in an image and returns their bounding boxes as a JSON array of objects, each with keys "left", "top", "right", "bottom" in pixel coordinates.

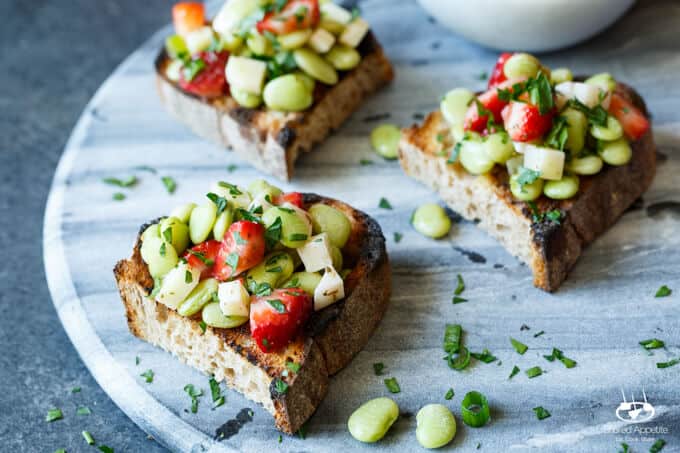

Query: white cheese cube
[
  {"left": 308, "top": 28, "right": 336, "bottom": 54},
  {"left": 339, "top": 18, "right": 369, "bottom": 48},
  {"left": 156, "top": 263, "right": 201, "bottom": 309},
  {"left": 523, "top": 145, "right": 565, "bottom": 181},
  {"left": 555, "top": 82, "right": 608, "bottom": 109},
  {"left": 218, "top": 280, "right": 251, "bottom": 318},
  {"left": 314, "top": 266, "right": 345, "bottom": 311},
  {"left": 213, "top": 0, "right": 259, "bottom": 37},
  {"left": 297, "top": 233, "right": 333, "bottom": 272},
  {"left": 320, "top": 3, "right": 352, "bottom": 24},
  {"left": 248, "top": 193, "right": 275, "bottom": 214},
  {"left": 225, "top": 57, "right": 267, "bottom": 95},
  {"left": 185, "top": 26, "right": 215, "bottom": 55}
]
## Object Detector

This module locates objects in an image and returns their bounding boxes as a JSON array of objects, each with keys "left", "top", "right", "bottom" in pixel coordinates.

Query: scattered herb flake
[
  {"left": 140, "top": 369, "right": 154, "bottom": 383},
  {"left": 185, "top": 270, "right": 193, "bottom": 284},
  {"left": 533, "top": 330, "right": 545, "bottom": 338},
  {"left": 267, "top": 299, "right": 287, "bottom": 313},
  {"left": 112, "top": 192, "right": 126, "bottom": 201},
  {"left": 510, "top": 337, "right": 528, "bottom": 355},
  {"left": 471, "top": 349, "right": 497, "bottom": 363},
  {"left": 378, "top": 197, "right": 392, "bottom": 210},
  {"left": 274, "top": 378, "right": 289, "bottom": 394},
  {"left": 509, "top": 365, "right": 520, "bottom": 380},
  {"left": 525, "top": 366, "right": 543, "bottom": 378},
  {"left": 135, "top": 356, "right": 140, "bottom": 366},
  {"left": 71, "top": 386, "right": 81, "bottom": 393},
  {"left": 655, "top": 285, "right": 672, "bottom": 297},
  {"left": 619, "top": 442, "right": 630, "bottom": 453},
  {"left": 46, "top": 408, "right": 63, "bottom": 422},
  {"left": 650, "top": 439, "right": 666, "bottom": 453},
  {"left": 98, "top": 446, "right": 114, "bottom": 453},
  {"left": 82, "top": 431, "right": 95, "bottom": 445},
  {"left": 657, "top": 358, "right": 680, "bottom": 369},
  {"left": 360, "top": 159, "right": 374, "bottom": 166},
  {"left": 227, "top": 164, "right": 237, "bottom": 172},
  {"left": 533, "top": 406, "right": 551, "bottom": 420},
  {"left": 454, "top": 274, "right": 465, "bottom": 295},
  {"left": 640, "top": 339, "right": 665, "bottom": 350},
  {"left": 184, "top": 384, "right": 203, "bottom": 413},
  {"left": 209, "top": 377, "right": 221, "bottom": 402},
  {"left": 286, "top": 361, "right": 301, "bottom": 374},
  {"left": 297, "top": 423, "right": 307, "bottom": 439},
  {"left": 102, "top": 175, "right": 137, "bottom": 188},
  {"left": 452, "top": 296, "right": 467, "bottom": 304},
  {"left": 161, "top": 176, "right": 176, "bottom": 194},
  {"left": 264, "top": 216, "right": 283, "bottom": 248},
  {"left": 384, "top": 377, "right": 401, "bottom": 394},
  {"left": 445, "top": 388, "right": 455, "bottom": 400},
  {"left": 77, "top": 406, "right": 91, "bottom": 416},
  {"left": 135, "top": 165, "right": 157, "bottom": 174},
  {"left": 393, "top": 232, "right": 403, "bottom": 243},
  {"left": 289, "top": 233, "right": 308, "bottom": 242},
  {"left": 443, "top": 324, "right": 462, "bottom": 354},
  {"left": 477, "top": 71, "right": 488, "bottom": 81},
  {"left": 373, "top": 362, "right": 385, "bottom": 376}
]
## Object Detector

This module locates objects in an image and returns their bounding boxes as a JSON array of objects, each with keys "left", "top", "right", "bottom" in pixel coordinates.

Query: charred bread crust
[
  {"left": 154, "top": 33, "right": 394, "bottom": 181},
  {"left": 398, "top": 82, "right": 656, "bottom": 292},
  {"left": 113, "top": 195, "right": 391, "bottom": 433}
]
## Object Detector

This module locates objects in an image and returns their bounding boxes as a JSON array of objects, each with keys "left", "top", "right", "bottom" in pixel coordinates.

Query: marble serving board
[{"left": 43, "top": 0, "right": 680, "bottom": 451}]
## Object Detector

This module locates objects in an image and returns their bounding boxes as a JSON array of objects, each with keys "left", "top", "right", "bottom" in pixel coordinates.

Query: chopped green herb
[
  {"left": 373, "top": 362, "right": 385, "bottom": 376},
  {"left": 185, "top": 270, "right": 193, "bottom": 283},
  {"left": 533, "top": 330, "right": 545, "bottom": 338},
  {"left": 525, "top": 366, "right": 543, "bottom": 378},
  {"left": 350, "top": 6, "right": 360, "bottom": 20},
  {"left": 46, "top": 408, "right": 63, "bottom": 422},
  {"left": 82, "top": 431, "right": 95, "bottom": 445},
  {"left": 384, "top": 377, "right": 400, "bottom": 394},
  {"left": 112, "top": 192, "right": 126, "bottom": 201},
  {"left": 289, "top": 233, "right": 308, "bottom": 242},
  {"left": 135, "top": 356, "right": 140, "bottom": 366},
  {"left": 76, "top": 406, "right": 91, "bottom": 416},
  {"left": 533, "top": 406, "right": 551, "bottom": 420},
  {"left": 510, "top": 337, "right": 528, "bottom": 355},
  {"left": 471, "top": 349, "right": 497, "bottom": 363},
  {"left": 543, "top": 348, "right": 577, "bottom": 368},
  {"left": 250, "top": 282, "right": 273, "bottom": 297},
  {"left": 568, "top": 98, "right": 608, "bottom": 127},
  {"left": 436, "top": 133, "right": 444, "bottom": 143},
  {"left": 454, "top": 274, "right": 465, "bottom": 295},
  {"left": 265, "top": 216, "right": 283, "bottom": 248},
  {"left": 452, "top": 296, "right": 467, "bottom": 304},
  {"left": 267, "top": 299, "right": 287, "bottom": 313},
  {"left": 140, "top": 369, "right": 154, "bottom": 383},
  {"left": 209, "top": 377, "right": 221, "bottom": 402},
  {"left": 54, "top": 449, "right": 66, "bottom": 453},
  {"left": 640, "top": 339, "right": 665, "bottom": 350},
  {"left": 182, "top": 58, "right": 206, "bottom": 81},
  {"left": 163, "top": 227, "right": 173, "bottom": 244},
  {"left": 286, "top": 361, "right": 301, "bottom": 374},
  {"left": 445, "top": 388, "right": 454, "bottom": 400},
  {"left": 448, "top": 141, "right": 462, "bottom": 164},
  {"left": 135, "top": 165, "right": 157, "bottom": 174},
  {"left": 199, "top": 321, "right": 207, "bottom": 333},
  {"left": 71, "top": 386, "right": 81, "bottom": 393},
  {"left": 529, "top": 72, "right": 554, "bottom": 115},
  {"left": 161, "top": 176, "right": 176, "bottom": 194},
  {"left": 619, "top": 442, "right": 629, "bottom": 453},
  {"left": 477, "top": 71, "right": 488, "bottom": 81},
  {"left": 159, "top": 242, "right": 167, "bottom": 257},
  {"left": 443, "top": 324, "right": 462, "bottom": 353},
  {"left": 360, "top": 159, "right": 373, "bottom": 165},
  {"left": 545, "top": 116, "right": 569, "bottom": 151},
  {"left": 274, "top": 378, "right": 289, "bottom": 394},
  {"left": 187, "top": 250, "right": 214, "bottom": 266},
  {"left": 378, "top": 197, "right": 392, "bottom": 209},
  {"left": 206, "top": 192, "right": 229, "bottom": 216},
  {"left": 278, "top": 434, "right": 282, "bottom": 443},
  {"left": 508, "top": 365, "right": 520, "bottom": 380},
  {"left": 657, "top": 358, "right": 680, "bottom": 369},
  {"left": 655, "top": 285, "right": 672, "bottom": 297},
  {"left": 102, "top": 175, "right": 137, "bottom": 188},
  {"left": 227, "top": 164, "right": 238, "bottom": 172},
  {"left": 393, "top": 232, "right": 403, "bottom": 243},
  {"left": 445, "top": 346, "right": 471, "bottom": 371},
  {"left": 98, "top": 446, "right": 114, "bottom": 453},
  {"left": 517, "top": 167, "right": 541, "bottom": 192},
  {"left": 650, "top": 439, "right": 666, "bottom": 453},
  {"left": 297, "top": 423, "right": 307, "bottom": 439},
  {"left": 184, "top": 384, "right": 203, "bottom": 413},
  {"left": 225, "top": 253, "right": 239, "bottom": 276}
]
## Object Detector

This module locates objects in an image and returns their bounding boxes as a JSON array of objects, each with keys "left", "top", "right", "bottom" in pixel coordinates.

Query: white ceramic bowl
[{"left": 416, "top": 0, "right": 635, "bottom": 52}]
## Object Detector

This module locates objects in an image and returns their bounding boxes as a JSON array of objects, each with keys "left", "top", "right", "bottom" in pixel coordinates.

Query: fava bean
[
  {"left": 308, "top": 203, "right": 352, "bottom": 248},
  {"left": 177, "top": 278, "right": 219, "bottom": 317},
  {"left": 247, "top": 179, "right": 282, "bottom": 200},
  {"left": 159, "top": 216, "right": 190, "bottom": 255},
  {"left": 458, "top": 139, "right": 495, "bottom": 175},
  {"left": 294, "top": 48, "right": 338, "bottom": 85},
  {"left": 212, "top": 207, "right": 234, "bottom": 241},
  {"left": 202, "top": 302, "right": 248, "bottom": 328},
  {"left": 283, "top": 271, "right": 322, "bottom": 295},
  {"left": 440, "top": 88, "right": 475, "bottom": 127},
  {"left": 262, "top": 206, "right": 312, "bottom": 248},
  {"left": 246, "top": 32, "right": 273, "bottom": 56},
  {"left": 325, "top": 45, "right": 361, "bottom": 70},
  {"left": 550, "top": 68, "right": 573, "bottom": 85},
  {"left": 483, "top": 132, "right": 514, "bottom": 164},
  {"left": 590, "top": 115, "right": 623, "bottom": 141},
  {"left": 140, "top": 236, "right": 179, "bottom": 278},
  {"left": 170, "top": 203, "right": 196, "bottom": 224},
  {"left": 294, "top": 71, "right": 316, "bottom": 92},
  {"left": 416, "top": 404, "right": 457, "bottom": 449},
  {"left": 278, "top": 29, "right": 312, "bottom": 49},
  {"left": 599, "top": 138, "right": 632, "bottom": 166},
  {"left": 263, "top": 74, "right": 313, "bottom": 112},
  {"left": 219, "top": 33, "right": 243, "bottom": 53},
  {"left": 370, "top": 124, "right": 401, "bottom": 160},
  {"left": 141, "top": 223, "right": 160, "bottom": 242},
  {"left": 231, "top": 87, "right": 262, "bottom": 108},
  {"left": 246, "top": 252, "right": 295, "bottom": 291},
  {"left": 568, "top": 155, "right": 603, "bottom": 175},
  {"left": 156, "top": 263, "right": 200, "bottom": 309},
  {"left": 585, "top": 72, "right": 617, "bottom": 92},
  {"left": 348, "top": 397, "right": 399, "bottom": 443},
  {"left": 330, "top": 245, "right": 343, "bottom": 270},
  {"left": 165, "top": 35, "right": 188, "bottom": 59},
  {"left": 412, "top": 203, "right": 451, "bottom": 239},
  {"left": 212, "top": 181, "right": 252, "bottom": 208},
  {"left": 510, "top": 174, "right": 544, "bottom": 201},
  {"left": 319, "top": 18, "right": 345, "bottom": 35},
  {"left": 561, "top": 108, "right": 587, "bottom": 154},
  {"left": 504, "top": 53, "right": 540, "bottom": 80},
  {"left": 189, "top": 202, "right": 217, "bottom": 244},
  {"left": 543, "top": 174, "right": 580, "bottom": 200}
]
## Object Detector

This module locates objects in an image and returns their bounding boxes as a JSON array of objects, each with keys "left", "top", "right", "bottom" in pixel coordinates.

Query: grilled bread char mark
[
  {"left": 399, "top": 82, "right": 656, "bottom": 291},
  {"left": 155, "top": 33, "right": 394, "bottom": 181},
  {"left": 113, "top": 194, "right": 390, "bottom": 433}
]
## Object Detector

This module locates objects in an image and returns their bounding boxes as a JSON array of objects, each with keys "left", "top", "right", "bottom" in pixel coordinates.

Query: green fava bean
[
  {"left": 212, "top": 207, "right": 234, "bottom": 241},
  {"left": 348, "top": 397, "right": 399, "bottom": 443},
  {"left": 561, "top": 108, "right": 587, "bottom": 154},
  {"left": 231, "top": 87, "right": 262, "bottom": 108},
  {"left": 294, "top": 71, "right": 316, "bottom": 92},
  {"left": 246, "top": 252, "right": 295, "bottom": 291},
  {"left": 165, "top": 35, "right": 188, "bottom": 59},
  {"left": 202, "top": 302, "right": 248, "bottom": 329},
  {"left": 510, "top": 174, "right": 544, "bottom": 201},
  {"left": 159, "top": 216, "right": 190, "bottom": 255},
  {"left": 308, "top": 203, "right": 352, "bottom": 248},
  {"left": 416, "top": 404, "right": 457, "bottom": 449},
  {"left": 262, "top": 207, "right": 311, "bottom": 248},
  {"left": 220, "top": 33, "right": 243, "bottom": 53},
  {"left": 140, "top": 236, "right": 179, "bottom": 278},
  {"left": 440, "top": 88, "right": 475, "bottom": 127},
  {"left": 544, "top": 174, "right": 580, "bottom": 200},
  {"left": 189, "top": 202, "right": 217, "bottom": 244},
  {"left": 141, "top": 224, "right": 160, "bottom": 242},
  {"left": 246, "top": 32, "right": 273, "bottom": 56},
  {"left": 590, "top": 115, "right": 623, "bottom": 141},
  {"left": 294, "top": 48, "right": 338, "bottom": 85},
  {"left": 330, "top": 245, "right": 343, "bottom": 270},
  {"left": 283, "top": 271, "right": 322, "bottom": 295},
  {"left": 278, "top": 29, "right": 312, "bottom": 50},
  {"left": 370, "top": 124, "right": 401, "bottom": 160},
  {"left": 503, "top": 53, "right": 540, "bottom": 80},
  {"left": 568, "top": 155, "right": 603, "bottom": 175},
  {"left": 412, "top": 203, "right": 451, "bottom": 239},
  {"left": 599, "top": 138, "right": 632, "bottom": 166},
  {"left": 483, "top": 132, "right": 514, "bottom": 164},
  {"left": 458, "top": 139, "right": 495, "bottom": 175},
  {"left": 550, "top": 68, "right": 573, "bottom": 85},
  {"left": 585, "top": 72, "right": 617, "bottom": 92},
  {"left": 325, "top": 45, "right": 361, "bottom": 70},
  {"left": 170, "top": 203, "right": 196, "bottom": 223},
  {"left": 247, "top": 179, "right": 282, "bottom": 200},
  {"left": 177, "top": 278, "right": 219, "bottom": 317},
  {"left": 263, "top": 74, "right": 313, "bottom": 112}
]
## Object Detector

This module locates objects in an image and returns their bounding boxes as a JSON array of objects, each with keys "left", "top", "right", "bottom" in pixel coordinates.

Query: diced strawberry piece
[
  {"left": 487, "top": 52, "right": 514, "bottom": 89},
  {"left": 501, "top": 101, "right": 554, "bottom": 142},
  {"left": 214, "top": 221, "right": 266, "bottom": 280},
  {"left": 172, "top": 2, "right": 206, "bottom": 36},
  {"left": 274, "top": 192, "right": 305, "bottom": 209},
  {"left": 178, "top": 51, "right": 229, "bottom": 98},
  {"left": 184, "top": 240, "right": 221, "bottom": 279},
  {"left": 257, "top": 0, "right": 320, "bottom": 36},
  {"left": 250, "top": 288, "right": 313, "bottom": 352},
  {"left": 464, "top": 88, "right": 508, "bottom": 133},
  {"left": 608, "top": 93, "right": 650, "bottom": 141}
]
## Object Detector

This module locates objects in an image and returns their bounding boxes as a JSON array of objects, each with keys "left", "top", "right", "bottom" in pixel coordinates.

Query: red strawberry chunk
[
  {"left": 178, "top": 50, "right": 229, "bottom": 98},
  {"left": 608, "top": 93, "right": 650, "bottom": 141},
  {"left": 213, "top": 221, "right": 265, "bottom": 281},
  {"left": 501, "top": 101, "right": 554, "bottom": 142},
  {"left": 464, "top": 88, "right": 508, "bottom": 133},
  {"left": 184, "top": 240, "right": 221, "bottom": 279},
  {"left": 487, "top": 52, "right": 514, "bottom": 89},
  {"left": 250, "top": 288, "right": 313, "bottom": 352},
  {"left": 274, "top": 192, "right": 304, "bottom": 209}
]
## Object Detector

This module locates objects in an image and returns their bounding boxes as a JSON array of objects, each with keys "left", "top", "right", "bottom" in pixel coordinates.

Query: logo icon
[{"left": 615, "top": 388, "right": 655, "bottom": 423}]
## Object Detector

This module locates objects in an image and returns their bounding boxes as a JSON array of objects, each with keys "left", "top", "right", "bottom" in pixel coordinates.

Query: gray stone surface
[{"left": 4, "top": 1, "right": 680, "bottom": 453}]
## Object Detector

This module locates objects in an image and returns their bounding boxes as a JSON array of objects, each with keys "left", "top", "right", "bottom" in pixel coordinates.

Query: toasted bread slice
[
  {"left": 113, "top": 194, "right": 390, "bottom": 433},
  {"left": 399, "top": 82, "right": 656, "bottom": 291},
  {"left": 155, "top": 34, "right": 394, "bottom": 181}
]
